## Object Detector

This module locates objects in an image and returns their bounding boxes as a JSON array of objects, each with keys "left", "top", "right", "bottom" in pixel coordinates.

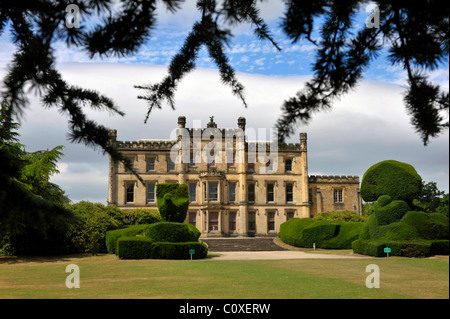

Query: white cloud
[
  {"left": 254, "top": 58, "right": 266, "bottom": 66},
  {"left": 240, "top": 56, "right": 249, "bottom": 63},
  {"left": 2, "top": 62, "right": 449, "bottom": 204}
]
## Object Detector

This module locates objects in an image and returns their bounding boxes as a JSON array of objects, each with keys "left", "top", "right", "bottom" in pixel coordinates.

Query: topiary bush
[
  {"left": 143, "top": 222, "right": 200, "bottom": 243},
  {"left": 374, "top": 198, "right": 410, "bottom": 226},
  {"left": 116, "top": 237, "right": 156, "bottom": 259},
  {"left": 105, "top": 225, "right": 147, "bottom": 254},
  {"left": 156, "top": 183, "right": 189, "bottom": 222},
  {"left": 352, "top": 207, "right": 449, "bottom": 257},
  {"left": 107, "top": 221, "right": 206, "bottom": 259},
  {"left": 279, "top": 218, "right": 364, "bottom": 249},
  {"left": 321, "top": 222, "right": 365, "bottom": 249},
  {"left": 299, "top": 221, "right": 340, "bottom": 248},
  {"left": 116, "top": 237, "right": 208, "bottom": 260},
  {"left": 279, "top": 218, "right": 315, "bottom": 247},
  {"left": 355, "top": 159, "right": 449, "bottom": 257},
  {"left": 361, "top": 160, "right": 422, "bottom": 205}
]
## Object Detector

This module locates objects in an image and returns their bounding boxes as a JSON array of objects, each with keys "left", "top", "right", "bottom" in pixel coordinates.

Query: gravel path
[{"left": 208, "top": 250, "right": 370, "bottom": 260}]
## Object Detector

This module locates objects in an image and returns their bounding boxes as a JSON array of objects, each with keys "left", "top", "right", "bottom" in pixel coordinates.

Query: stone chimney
[
  {"left": 178, "top": 116, "right": 186, "bottom": 128},
  {"left": 300, "top": 132, "right": 307, "bottom": 151},
  {"left": 237, "top": 117, "right": 246, "bottom": 131}
]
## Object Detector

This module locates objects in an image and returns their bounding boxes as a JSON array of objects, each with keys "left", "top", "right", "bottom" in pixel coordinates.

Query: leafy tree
[
  {"left": 436, "top": 194, "right": 449, "bottom": 217},
  {"left": 1, "top": 100, "right": 75, "bottom": 252},
  {"left": 17, "top": 146, "right": 71, "bottom": 205},
  {"left": 413, "top": 181, "right": 446, "bottom": 213},
  {"left": 0, "top": 1, "right": 447, "bottom": 181}
]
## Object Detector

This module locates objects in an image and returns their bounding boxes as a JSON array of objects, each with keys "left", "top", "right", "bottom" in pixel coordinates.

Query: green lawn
[{"left": 0, "top": 253, "right": 448, "bottom": 299}]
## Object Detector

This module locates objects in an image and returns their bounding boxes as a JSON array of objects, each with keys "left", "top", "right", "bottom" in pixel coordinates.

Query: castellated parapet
[{"left": 309, "top": 175, "right": 360, "bottom": 184}]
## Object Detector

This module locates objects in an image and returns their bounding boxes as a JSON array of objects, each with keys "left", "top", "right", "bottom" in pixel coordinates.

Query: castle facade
[{"left": 107, "top": 116, "right": 362, "bottom": 237}]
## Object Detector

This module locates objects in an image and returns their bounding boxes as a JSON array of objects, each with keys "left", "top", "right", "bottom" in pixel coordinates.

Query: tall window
[
  {"left": 267, "top": 212, "right": 275, "bottom": 232},
  {"left": 189, "top": 212, "right": 197, "bottom": 227},
  {"left": 126, "top": 183, "right": 134, "bottom": 203},
  {"left": 189, "top": 152, "right": 196, "bottom": 167},
  {"left": 248, "top": 212, "right": 256, "bottom": 232},
  {"left": 287, "top": 211, "right": 295, "bottom": 221},
  {"left": 209, "top": 182, "right": 218, "bottom": 202},
  {"left": 229, "top": 182, "right": 236, "bottom": 203},
  {"left": 267, "top": 183, "right": 275, "bottom": 202},
  {"left": 168, "top": 157, "right": 175, "bottom": 171},
  {"left": 209, "top": 212, "right": 218, "bottom": 231},
  {"left": 248, "top": 183, "right": 255, "bottom": 203},
  {"left": 334, "top": 189, "right": 343, "bottom": 203},
  {"left": 286, "top": 183, "right": 293, "bottom": 202},
  {"left": 229, "top": 212, "right": 236, "bottom": 232},
  {"left": 189, "top": 183, "right": 197, "bottom": 202},
  {"left": 285, "top": 159, "right": 292, "bottom": 172},
  {"left": 146, "top": 157, "right": 156, "bottom": 171},
  {"left": 146, "top": 183, "right": 155, "bottom": 203},
  {"left": 247, "top": 162, "right": 255, "bottom": 173}
]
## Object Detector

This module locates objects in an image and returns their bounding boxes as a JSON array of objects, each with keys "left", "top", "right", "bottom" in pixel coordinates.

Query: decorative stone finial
[
  {"left": 109, "top": 129, "right": 117, "bottom": 142},
  {"left": 207, "top": 116, "right": 217, "bottom": 128}
]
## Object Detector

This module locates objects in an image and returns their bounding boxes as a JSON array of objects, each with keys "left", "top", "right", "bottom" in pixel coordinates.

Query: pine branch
[
  {"left": 276, "top": 4, "right": 383, "bottom": 143},
  {"left": 135, "top": 24, "right": 203, "bottom": 123},
  {"left": 202, "top": 14, "right": 247, "bottom": 108}
]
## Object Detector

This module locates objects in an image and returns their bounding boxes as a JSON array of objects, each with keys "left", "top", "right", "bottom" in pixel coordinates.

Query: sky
[{"left": 0, "top": 1, "right": 448, "bottom": 204}]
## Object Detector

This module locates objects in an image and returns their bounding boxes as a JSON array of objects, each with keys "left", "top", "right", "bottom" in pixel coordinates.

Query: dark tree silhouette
[{"left": 0, "top": 0, "right": 448, "bottom": 167}]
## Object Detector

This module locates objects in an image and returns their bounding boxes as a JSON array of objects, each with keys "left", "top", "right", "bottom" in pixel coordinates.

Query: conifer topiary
[
  {"left": 156, "top": 183, "right": 189, "bottom": 223},
  {"left": 361, "top": 160, "right": 422, "bottom": 205}
]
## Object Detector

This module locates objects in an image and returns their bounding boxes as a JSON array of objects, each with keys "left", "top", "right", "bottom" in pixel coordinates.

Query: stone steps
[{"left": 201, "top": 237, "right": 287, "bottom": 252}]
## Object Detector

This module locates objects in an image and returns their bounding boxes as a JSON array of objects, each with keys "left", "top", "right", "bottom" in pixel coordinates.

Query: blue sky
[
  {"left": 0, "top": 1, "right": 448, "bottom": 202},
  {"left": 55, "top": 1, "right": 447, "bottom": 85}
]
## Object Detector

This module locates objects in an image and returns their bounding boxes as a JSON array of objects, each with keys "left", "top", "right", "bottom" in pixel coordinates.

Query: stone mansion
[{"left": 107, "top": 116, "right": 362, "bottom": 237}]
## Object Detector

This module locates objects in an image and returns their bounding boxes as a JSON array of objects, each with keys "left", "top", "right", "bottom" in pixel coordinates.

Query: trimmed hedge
[
  {"left": 143, "top": 222, "right": 200, "bottom": 243},
  {"left": 156, "top": 183, "right": 189, "bottom": 222},
  {"left": 117, "top": 237, "right": 208, "bottom": 259},
  {"left": 375, "top": 199, "right": 410, "bottom": 226},
  {"left": 321, "top": 222, "right": 365, "bottom": 249},
  {"left": 105, "top": 225, "right": 147, "bottom": 254},
  {"left": 360, "top": 160, "right": 422, "bottom": 204},
  {"left": 279, "top": 218, "right": 363, "bottom": 249},
  {"left": 352, "top": 238, "right": 449, "bottom": 257},
  {"left": 299, "top": 221, "right": 340, "bottom": 248},
  {"left": 279, "top": 218, "right": 315, "bottom": 247},
  {"left": 430, "top": 240, "right": 449, "bottom": 255},
  {"left": 106, "top": 222, "right": 207, "bottom": 259},
  {"left": 352, "top": 209, "right": 449, "bottom": 257}
]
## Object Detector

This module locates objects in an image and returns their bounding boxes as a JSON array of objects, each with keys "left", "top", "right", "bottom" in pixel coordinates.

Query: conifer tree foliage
[
  {"left": 0, "top": 100, "right": 75, "bottom": 241},
  {"left": 0, "top": 1, "right": 448, "bottom": 175}
]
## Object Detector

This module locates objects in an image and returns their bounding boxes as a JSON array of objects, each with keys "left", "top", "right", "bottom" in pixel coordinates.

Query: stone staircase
[{"left": 201, "top": 237, "right": 287, "bottom": 252}]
